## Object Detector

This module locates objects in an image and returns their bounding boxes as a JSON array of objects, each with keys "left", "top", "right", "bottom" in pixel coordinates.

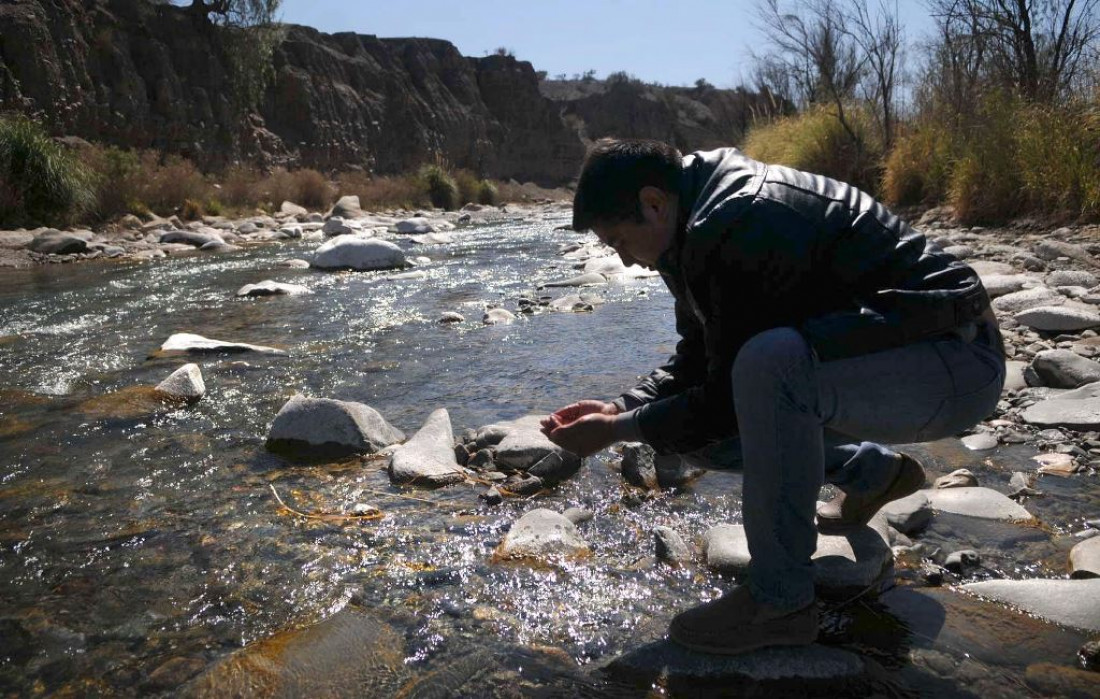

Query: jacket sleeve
[{"left": 611, "top": 291, "right": 707, "bottom": 412}]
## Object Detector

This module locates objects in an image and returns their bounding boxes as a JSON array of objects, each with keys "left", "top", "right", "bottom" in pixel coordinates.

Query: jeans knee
[{"left": 731, "top": 327, "right": 811, "bottom": 388}]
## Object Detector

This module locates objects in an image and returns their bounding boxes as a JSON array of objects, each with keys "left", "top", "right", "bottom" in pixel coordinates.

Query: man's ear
[{"left": 638, "top": 186, "right": 671, "bottom": 223}]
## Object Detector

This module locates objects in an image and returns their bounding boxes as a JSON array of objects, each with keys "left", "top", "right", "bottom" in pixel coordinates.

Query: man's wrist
[{"left": 610, "top": 410, "right": 643, "bottom": 442}]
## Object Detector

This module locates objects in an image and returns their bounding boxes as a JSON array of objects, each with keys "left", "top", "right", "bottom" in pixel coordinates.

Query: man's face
[{"left": 591, "top": 187, "right": 677, "bottom": 270}]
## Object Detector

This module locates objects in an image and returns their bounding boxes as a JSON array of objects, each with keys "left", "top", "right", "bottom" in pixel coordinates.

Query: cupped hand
[
  {"left": 542, "top": 412, "right": 616, "bottom": 457},
  {"left": 539, "top": 400, "right": 619, "bottom": 433}
]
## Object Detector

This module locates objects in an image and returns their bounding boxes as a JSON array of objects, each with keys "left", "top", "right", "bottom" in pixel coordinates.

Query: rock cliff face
[{"left": 0, "top": 0, "right": 782, "bottom": 184}]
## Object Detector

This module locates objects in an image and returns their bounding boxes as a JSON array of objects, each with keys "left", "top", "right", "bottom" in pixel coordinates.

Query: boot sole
[{"left": 817, "top": 455, "right": 926, "bottom": 532}]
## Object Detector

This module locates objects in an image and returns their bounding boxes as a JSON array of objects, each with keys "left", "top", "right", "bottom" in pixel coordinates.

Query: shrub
[
  {"left": 419, "top": 164, "right": 459, "bottom": 210},
  {"left": 1015, "top": 101, "right": 1100, "bottom": 219},
  {"left": 882, "top": 123, "right": 956, "bottom": 207},
  {"left": 334, "top": 171, "right": 427, "bottom": 211},
  {"left": 85, "top": 145, "right": 144, "bottom": 221},
  {"left": 453, "top": 169, "right": 480, "bottom": 206},
  {"left": 743, "top": 105, "right": 883, "bottom": 193},
  {"left": 181, "top": 198, "right": 205, "bottom": 220},
  {"left": 219, "top": 165, "right": 262, "bottom": 208},
  {"left": 139, "top": 152, "right": 210, "bottom": 216},
  {"left": 946, "top": 93, "right": 1023, "bottom": 224},
  {"left": 476, "top": 179, "right": 498, "bottom": 205},
  {"left": 0, "top": 115, "right": 93, "bottom": 226}
]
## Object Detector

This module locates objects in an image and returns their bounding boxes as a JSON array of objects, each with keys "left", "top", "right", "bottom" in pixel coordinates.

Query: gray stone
[
  {"left": 236, "top": 280, "right": 311, "bottom": 297},
  {"left": 159, "top": 230, "right": 223, "bottom": 248},
  {"left": 1069, "top": 535, "right": 1100, "bottom": 578},
  {"left": 654, "top": 526, "right": 692, "bottom": 564},
  {"left": 200, "top": 242, "right": 240, "bottom": 252},
  {"left": 385, "top": 270, "right": 427, "bottom": 281},
  {"left": 277, "top": 259, "right": 311, "bottom": 269},
  {"left": 1033, "top": 239, "right": 1094, "bottom": 265},
  {"left": 993, "top": 287, "right": 1063, "bottom": 313},
  {"left": 1049, "top": 270, "right": 1099, "bottom": 288},
  {"left": 563, "top": 507, "right": 594, "bottom": 525},
  {"left": 655, "top": 452, "right": 707, "bottom": 489},
  {"left": 881, "top": 491, "right": 934, "bottom": 534},
  {"left": 159, "top": 333, "right": 285, "bottom": 355},
  {"left": 934, "top": 468, "right": 979, "bottom": 488},
  {"left": 389, "top": 408, "right": 465, "bottom": 487},
  {"left": 924, "top": 487, "right": 1034, "bottom": 521},
  {"left": 962, "top": 578, "right": 1100, "bottom": 631},
  {"left": 27, "top": 231, "right": 88, "bottom": 255},
  {"left": 1022, "top": 397, "right": 1100, "bottom": 429},
  {"left": 395, "top": 217, "right": 434, "bottom": 234},
  {"left": 970, "top": 260, "right": 1014, "bottom": 276},
  {"left": 280, "top": 201, "right": 308, "bottom": 217},
  {"left": 329, "top": 195, "right": 363, "bottom": 219},
  {"left": 703, "top": 524, "right": 751, "bottom": 574},
  {"left": 944, "top": 549, "right": 981, "bottom": 574},
  {"left": 482, "top": 308, "right": 516, "bottom": 325},
  {"left": 541, "top": 272, "right": 606, "bottom": 288},
  {"left": 322, "top": 217, "right": 354, "bottom": 236},
  {"left": 154, "top": 363, "right": 205, "bottom": 403},
  {"left": 438, "top": 312, "right": 464, "bottom": 323},
  {"left": 312, "top": 237, "right": 406, "bottom": 271},
  {"left": 961, "top": 433, "right": 999, "bottom": 451},
  {"left": 494, "top": 508, "right": 590, "bottom": 561},
  {"left": 981, "top": 274, "right": 1033, "bottom": 298},
  {"left": 548, "top": 294, "right": 595, "bottom": 312},
  {"left": 480, "top": 486, "right": 503, "bottom": 505},
  {"left": 1033, "top": 451, "right": 1080, "bottom": 476},
  {"left": 267, "top": 394, "right": 405, "bottom": 456},
  {"left": 1005, "top": 360, "right": 1029, "bottom": 391},
  {"left": 1028, "top": 350, "right": 1100, "bottom": 388},
  {"left": 943, "top": 245, "right": 974, "bottom": 259},
  {"left": 621, "top": 442, "right": 658, "bottom": 490},
  {"left": 1017, "top": 306, "right": 1100, "bottom": 332},
  {"left": 526, "top": 450, "right": 582, "bottom": 484}
]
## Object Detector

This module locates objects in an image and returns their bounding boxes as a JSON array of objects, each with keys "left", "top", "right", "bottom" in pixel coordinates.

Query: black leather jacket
[{"left": 612, "top": 147, "right": 997, "bottom": 454}]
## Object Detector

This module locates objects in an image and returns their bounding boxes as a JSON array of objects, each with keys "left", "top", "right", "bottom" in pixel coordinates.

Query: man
[{"left": 540, "top": 139, "right": 1005, "bottom": 655}]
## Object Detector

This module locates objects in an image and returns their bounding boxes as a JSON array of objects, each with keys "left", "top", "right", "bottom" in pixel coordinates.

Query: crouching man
[{"left": 541, "top": 138, "right": 1004, "bottom": 655}]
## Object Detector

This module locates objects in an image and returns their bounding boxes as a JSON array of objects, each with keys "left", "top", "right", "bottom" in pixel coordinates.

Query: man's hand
[
  {"left": 541, "top": 412, "right": 616, "bottom": 457},
  {"left": 540, "top": 400, "right": 619, "bottom": 433}
]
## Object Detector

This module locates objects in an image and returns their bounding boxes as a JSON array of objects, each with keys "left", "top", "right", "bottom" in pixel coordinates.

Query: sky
[{"left": 277, "top": 0, "right": 938, "bottom": 88}]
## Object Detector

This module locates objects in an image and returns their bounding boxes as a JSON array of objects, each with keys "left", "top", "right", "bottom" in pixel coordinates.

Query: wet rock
[
  {"left": 277, "top": 258, "right": 311, "bottom": 269},
  {"left": 547, "top": 294, "right": 595, "bottom": 312},
  {"left": 993, "top": 287, "right": 1063, "bottom": 313},
  {"left": 181, "top": 606, "right": 411, "bottom": 697},
  {"left": 154, "top": 363, "right": 205, "bottom": 403},
  {"left": 881, "top": 492, "right": 934, "bottom": 533},
  {"left": 389, "top": 408, "right": 465, "bottom": 487},
  {"left": 1017, "top": 306, "right": 1100, "bottom": 332},
  {"left": 494, "top": 508, "right": 590, "bottom": 562},
  {"left": 410, "top": 232, "right": 453, "bottom": 245},
  {"left": 438, "top": 312, "right": 464, "bottom": 323},
  {"left": 1029, "top": 350, "right": 1100, "bottom": 388},
  {"left": 703, "top": 524, "right": 750, "bottom": 574},
  {"left": 159, "top": 333, "right": 285, "bottom": 356},
  {"left": 27, "top": 231, "right": 89, "bottom": 254},
  {"left": 322, "top": 217, "right": 354, "bottom": 236},
  {"left": 1069, "top": 536, "right": 1100, "bottom": 578},
  {"left": 1025, "top": 663, "right": 1100, "bottom": 699},
  {"left": 482, "top": 308, "right": 515, "bottom": 325},
  {"left": 503, "top": 473, "right": 543, "bottom": 495},
  {"left": 1079, "top": 640, "right": 1100, "bottom": 671},
  {"left": 934, "top": 468, "right": 979, "bottom": 488},
  {"left": 944, "top": 549, "right": 981, "bottom": 574},
  {"left": 961, "top": 433, "right": 998, "bottom": 451},
  {"left": 200, "top": 241, "right": 240, "bottom": 252},
  {"left": 621, "top": 442, "right": 658, "bottom": 490},
  {"left": 655, "top": 452, "right": 707, "bottom": 488},
  {"left": 329, "top": 195, "right": 364, "bottom": 219},
  {"left": 267, "top": 394, "right": 404, "bottom": 456},
  {"left": 961, "top": 579, "right": 1100, "bottom": 631},
  {"left": 312, "top": 237, "right": 406, "bottom": 271},
  {"left": 468, "top": 448, "right": 494, "bottom": 469},
  {"left": 1034, "top": 452, "right": 1080, "bottom": 476},
  {"left": 981, "top": 274, "right": 1033, "bottom": 298},
  {"left": 494, "top": 416, "right": 572, "bottom": 471},
  {"left": 542, "top": 272, "right": 606, "bottom": 288},
  {"left": 159, "top": 230, "right": 223, "bottom": 248},
  {"left": 924, "top": 487, "right": 1034, "bottom": 522},
  {"left": 653, "top": 526, "right": 692, "bottom": 564},
  {"left": 395, "top": 217, "right": 434, "bottom": 234},
  {"left": 144, "top": 656, "right": 205, "bottom": 692},
  {"left": 563, "top": 507, "right": 593, "bottom": 525},
  {"left": 527, "top": 450, "right": 582, "bottom": 484},
  {"left": 236, "top": 280, "right": 311, "bottom": 297},
  {"left": 1034, "top": 239, "right": 1094, "bottom": 265},
  {"left": 480, "top": 486, "right": 503, "bottom": 505}
]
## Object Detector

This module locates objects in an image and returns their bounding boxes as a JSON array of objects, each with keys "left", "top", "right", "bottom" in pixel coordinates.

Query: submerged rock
[
  {"left": 960, "top": 433, "right": 999, "bottom": 451},
  {"left": 236, "top": 280, "right": 312, "bottom": 297},
  {"left": 438, "top": 312, "right": 464, "bottom": 323},
  {"left": 267, "top": 394, "right": 404, "bottom": 457},
  {"left": 494, "top": 508, "right": 590, "bottom": 562},
  {"left": 388, "top": 408, "right": 466, "bottom": 487},
  {"left": 621, "top": 442, "right": 658, "bottom": 490},
  {"left": 962, "top": 578, "right": 1100, "bottom": 632},
  {"left": 482, "top": 308, "right": 516, "bottom": 325},
  {"left": 277, "top": 258, "right": 312, "bottom": 269},
  {"left": 881, "top": 492, "right": 934, "bottom": 533},
  {"left": 311, "top": 237, "right": 406, "bottom": 271},
  {"left": 154, "top": 363, "right": 205, "bottom": 403},
  {"left": 158, "top": 333, "right": 285, "bottom": 356}
]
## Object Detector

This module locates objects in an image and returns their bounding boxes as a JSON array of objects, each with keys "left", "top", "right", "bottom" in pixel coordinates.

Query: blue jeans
[{"left": 728, "top": 324, "right": 1005, "bottom": 610}]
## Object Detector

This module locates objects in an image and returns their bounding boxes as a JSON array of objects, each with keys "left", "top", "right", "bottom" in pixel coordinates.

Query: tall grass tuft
[
  {"left": 476, "top": 179, "right": 498, "bottom": 205},
  {"left": 882, "top": 123, "right": 956, "bottom": 207},
  {"left": 0, "top": 116, "right": 94, "bottom": 227},
  {"left": 453, "top": 169, "right": 480, "bottom": 206},
  {"left": 420, "top": 164, "right": 459, "bottom": 210}
]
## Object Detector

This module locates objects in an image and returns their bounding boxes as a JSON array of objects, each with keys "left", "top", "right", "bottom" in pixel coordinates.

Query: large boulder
[
  {"left": 1028, "top": 350, "right": 1100, "bottom": 388},
  {"left": 154, "top": 364, "right": 205, "bottom": 403},
  {"left": 395, "top": 217, "right": 434, "bottom": 234},
  {"left": 27, "top": 231, "right": 88, "bottom": 255},
  {"left": 158, "top": 333, "right": 285, "bottom": 355},
  {"left": 1016, "top": 305, "right": 1100, "bottom": 332},
  {"left": 992, "top": 287, "right": 1063, "bottom": 314},
  {"left": 388, "top": 409, "right": 466, "bottom": 487},
  {"left": 236, "top": 280, "right": 312, "bottom": 297},
  {"left": 493, "top": 416, "right": 572, "bottom": 471},
  {"left": 159, "top": 230, "right": 223, "bottom": 248},
  {"left": 961, "top": 579, "right": 1100, "bottom": 632},
  {"left": 311, "top": 237, "right": 406, "bottom": 271},
  {"left": 267, "top": 395, "right": 404, "bottom": 456},
  {"left": 329, "top": 195, "right": 363, "bottom": 219},
  {"left": 924, "top": 487, "right": 1034, "bottom": 522},
  {"left": 494, "top": 508, "right": 590, "bottom": 562}
]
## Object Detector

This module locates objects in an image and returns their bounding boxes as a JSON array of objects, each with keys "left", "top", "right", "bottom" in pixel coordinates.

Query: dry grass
[{"left": 334, "top": 171, "right": 428, "bottom": 211}]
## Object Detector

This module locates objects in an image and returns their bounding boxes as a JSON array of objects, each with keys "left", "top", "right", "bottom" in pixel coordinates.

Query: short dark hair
[{"left": 572, "top": 138, "right": 682, "bottom": 231}]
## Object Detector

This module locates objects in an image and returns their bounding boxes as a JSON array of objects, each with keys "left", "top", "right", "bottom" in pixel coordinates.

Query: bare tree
[{"left": 844, "top": 1, "right": 904, "bottom": 149}]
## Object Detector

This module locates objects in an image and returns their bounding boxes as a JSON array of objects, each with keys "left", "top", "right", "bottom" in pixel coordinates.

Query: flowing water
[{"left": 0, "top": 211, "right": 1096, "bottom": 696}]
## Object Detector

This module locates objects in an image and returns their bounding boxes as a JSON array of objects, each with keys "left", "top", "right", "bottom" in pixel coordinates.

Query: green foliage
[
  {"left": 743, "top": 105, "right": 884, "bottom": 193},
  {"left": 419, "top": 164, "right": 458, "bottom": 210},
  {"left": 453, "top": 169, "right": 480, "bottom": 206},
  {"left": 0, "top": 115, "right": 93, "bottom": 227},
  {"left": 191, "top": 1, "right": 285, "bottom": 113},
  {"left": 476, "top": 180, "right": 498, "bottom": 205}
]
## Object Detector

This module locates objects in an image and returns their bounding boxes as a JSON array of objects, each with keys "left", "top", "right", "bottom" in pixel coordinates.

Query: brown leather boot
[
  {"left": 668, "top": 586, "right": 818, "bottom": 655},
  {"left": 816, "top": 453, "right": 926, "bottom": 532}
]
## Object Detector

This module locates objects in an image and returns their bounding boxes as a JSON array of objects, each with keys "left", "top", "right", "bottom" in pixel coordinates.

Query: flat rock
[
  {"left": 924, "top": 487, "right": 1034, "bottom": 521},
  {"left": 267, "top": 394, "right": 404, "bottom": 456},
  {"left": 548, "top": 294, "right": 595, "bottom": 312},
  {"left": 27, "top": 231, "right": 88, "bottom": 255},
  {"left": 961, "top": 433, "right": 999, "bottom": 451},
  {"left": 384, "top": 270, "right": 427, "bottom": 281},
  {"left": 981, "top": 274, "right": 1033, "bottom": 298},
  {"left": 159, "top": 333, "right": 285, "bottom": 355},
  {"left": 236, "top": 280, "right": 311, "bottom": 297},
  {"left": 961, "top": 578, "right": 1100, "bottom": 631},
  {"left": 494, "top": 508, "right": 590, "bottom": 562},
  {"left": 159, "top": 230, "right": 223, "bottom": 248},
  {"left": 1033, "top": 451, "right": 1080, "bottom": 476},
  {"left": 494, "top": 415, "right": 568, "bottom": 471},
  {"left": 482, "top": 308, "right": 515, "bottom": 325},
  {"left": 526, "top": 450, "right": 582, "bottom": 484},
  {"left": 542, "top": 272, "right": 606, "bottom": 288},
  {"left": 410, "top": 233, "right": 453, "bottom": 245},
  {"left": 277, "top": 259, "right": 311, "bottom": 269},
  {"left": 970, "top": 260, "right": 1014, "bottom": 276},
  {"left": 312, "top": 237, "right": 406, "bottom": 271},
  {"left": 993, "top": 287, "right": 1063, "bottom": 313},
  {"left": 1069, "top": 535, "right": 1100, "bottom": 578},
  {"left": 389, "top": 408, "right": 465, "bottom": 487},
  {"left": 1029, "top": 349, "right": 1100, "bottom": 388},
  {"left": 1022, "top": 397, "right": 1100, "bottom": 429},
  {"left": 1033, "top": 239, "right": 1094, "bottom": 265},
  {"left": 154, "top": 363, "right": 205, "bottom": 403},
  {"left": 1047, "top": 270, "right": 1098, "bottom": 288},
  {"left": 1017, "top": 305, "right": 1100, "bottom": 332},
  {"left": 395, "top": 217, "right": 434, "bottom": 234}
]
